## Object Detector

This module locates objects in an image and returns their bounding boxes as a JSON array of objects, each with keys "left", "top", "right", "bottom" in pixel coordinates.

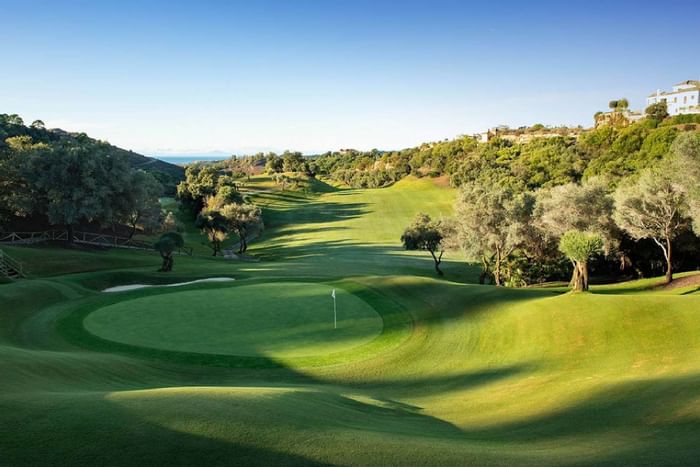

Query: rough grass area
[{"left": 2, "top": 176, "right": 700, "bottom": 466}]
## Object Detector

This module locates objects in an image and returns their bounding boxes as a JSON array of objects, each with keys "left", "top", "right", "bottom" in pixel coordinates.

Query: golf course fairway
[{"left": 2, "top": 177, "right": 700, "bottom": 466}]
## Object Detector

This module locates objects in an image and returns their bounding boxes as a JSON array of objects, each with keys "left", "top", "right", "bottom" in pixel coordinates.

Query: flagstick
[{"left": 333, "top": 294, "right": 337, "bottom": 329}]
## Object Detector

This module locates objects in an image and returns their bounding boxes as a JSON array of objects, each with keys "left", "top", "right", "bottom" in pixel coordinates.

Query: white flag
[{"left": 331, "top": 289, "right": 336, "bottom": 299}]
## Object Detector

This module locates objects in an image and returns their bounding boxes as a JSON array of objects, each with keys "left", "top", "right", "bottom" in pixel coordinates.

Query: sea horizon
[{"left": 148, "top": 154, "right": 231, "bottom": 165}]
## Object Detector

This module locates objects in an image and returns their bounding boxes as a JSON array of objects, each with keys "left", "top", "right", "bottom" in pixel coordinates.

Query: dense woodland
[
  {"left": 0, "top": 114, "right": 183, "bottom": 238},
  {"left": 3, "top": 110, "right": 700, "bottom": 289}
]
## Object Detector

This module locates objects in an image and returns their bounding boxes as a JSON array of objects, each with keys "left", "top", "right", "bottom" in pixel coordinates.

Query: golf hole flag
[{"left": 331, "top": 289, "right": 337, "bottom": 329}]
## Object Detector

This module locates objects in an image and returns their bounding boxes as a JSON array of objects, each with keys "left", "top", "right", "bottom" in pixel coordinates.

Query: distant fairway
[
  {"left": 3, "top": 176, "right": 700, "bottom": 466},
  {"left": 84, "top": 282, "right": 383, "bottom": 358}
]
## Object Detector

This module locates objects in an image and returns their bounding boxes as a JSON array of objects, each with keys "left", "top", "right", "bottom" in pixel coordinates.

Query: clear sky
[{"left": 2, "top": 0, "right": 699, "bottom": 156}]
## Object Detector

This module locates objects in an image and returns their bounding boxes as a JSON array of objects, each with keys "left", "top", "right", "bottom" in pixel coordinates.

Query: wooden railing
[
  {"left": 0, "top": 230, "right": 193, "bottom": 256},
  {"left": 0, "top": 230, "right": 63, "bottom": 244},
  {"left": 0, "top": 249, "right": 24, "bottom": 279}
]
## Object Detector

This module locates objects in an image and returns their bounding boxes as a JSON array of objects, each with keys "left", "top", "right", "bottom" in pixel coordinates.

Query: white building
[{"left": 647, "top": 80, "right": 700, "bottom": 115}]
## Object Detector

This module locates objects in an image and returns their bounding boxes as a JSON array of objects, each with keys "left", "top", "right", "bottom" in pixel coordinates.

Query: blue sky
[{"left": 2, "top": 0, "right": 699, "bottom": 156}]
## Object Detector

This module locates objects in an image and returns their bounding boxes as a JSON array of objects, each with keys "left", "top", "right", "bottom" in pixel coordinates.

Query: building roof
[
  {"left": 674, "top": 80, "right": 700, "bottom": 87},
  {"left": 648, "top": 87, "right": 700, "bottom": 98},
  {"left": 648, "top": 80, "right": 700, "bottom": 98}
]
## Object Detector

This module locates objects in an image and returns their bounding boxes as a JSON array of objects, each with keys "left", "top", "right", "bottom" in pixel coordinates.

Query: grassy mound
[{"left": 84, "top": 282, "right": 383, "bottom": 358}]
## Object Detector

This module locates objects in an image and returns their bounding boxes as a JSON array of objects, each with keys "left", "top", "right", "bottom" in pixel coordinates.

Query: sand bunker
[{"left": 103, "top": 277, "right": 235, "bottom": 293}]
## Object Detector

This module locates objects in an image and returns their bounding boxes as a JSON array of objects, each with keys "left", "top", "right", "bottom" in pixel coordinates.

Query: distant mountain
[{"left": 0, "top": 116, "right": 185, "bottom": 193}]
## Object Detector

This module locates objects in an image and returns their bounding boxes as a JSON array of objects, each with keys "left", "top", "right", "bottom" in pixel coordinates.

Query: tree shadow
[
  {"left": 0, "top": 391, "right": 331, "bottom": 466},
  {"left": 453, "top": 372, "right": 700, "bottom": 465},
  {"left": 338, "top": 364, "right": 535, "bottom": 398}
]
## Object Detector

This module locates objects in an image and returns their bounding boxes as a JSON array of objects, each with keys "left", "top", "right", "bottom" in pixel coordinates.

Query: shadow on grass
[
  {"left": 455, "top": 372, "right": 700, "bottom": 465},
  {"left": 342, "top": 364, "right": 534, "bottom": 398},
  {"left": 249, "top": 239, "right": 478, "bottom": 283},
  {"left": 0, "top": 392, "right": 330, "bottom": 466},
  {"left": 307, "top": 177, "right": 341, "bottom": 193}
]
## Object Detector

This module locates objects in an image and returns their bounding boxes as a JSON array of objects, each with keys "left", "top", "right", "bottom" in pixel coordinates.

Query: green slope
[{"left": 2, "top": 176, "right": 700, "bottom": 466}]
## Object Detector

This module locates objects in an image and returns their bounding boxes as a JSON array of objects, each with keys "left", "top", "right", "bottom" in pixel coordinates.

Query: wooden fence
[
  {"left": 0, "top": 249, "right": 24, "bottom": 279},
  {"left": 0, "top": 230, "right": 192, "bottom": 256}
]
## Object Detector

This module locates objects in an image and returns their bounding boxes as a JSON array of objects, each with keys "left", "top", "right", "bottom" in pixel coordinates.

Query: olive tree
[
  {"left": 645, "top": 101, "right": 669, "bottom": 121},
  {"left": 195, "top": 210, "right": 228, "bottom": 256},
  {"left": 25, "top": 140, "right": 133, "bottom": 242},
  {"left": 154, "top": 232, "right": 184, "bottom": 272},
  {"left": 220, "top": 203, "right": 264, "bottom": 254},
  {"left": 613, "top": 169, "right": 688, "bottom": 283},
  {"left": 535, "top": 179, "right": 617, "bottom": 289},
  {"left": 455, "top": 181, "right": 534, "bottom": 285},
  {"left": 122, "top": 170, "right": 163, "bottom": 239},
  {"left": 401, "top": 213, "right": 449, "bottom": 276},
  {"left": 668, "top": 132, "right": 700, "bottom": 234},
  {"left": 558, "top": 231, "right": 604, "bottom": 291}
]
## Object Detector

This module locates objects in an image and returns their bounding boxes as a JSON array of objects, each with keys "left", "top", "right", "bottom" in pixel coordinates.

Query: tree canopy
[{"left": 401, "top": 213, "right": 449, "bottom": 276}]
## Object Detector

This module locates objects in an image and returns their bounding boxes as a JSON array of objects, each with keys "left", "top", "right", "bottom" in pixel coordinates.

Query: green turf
[
  {"left": 84, "top": 282, "right": 383, "bottom": 358},
  {"left": 2, "top": 176, "right": 700, "bottom": 466}
]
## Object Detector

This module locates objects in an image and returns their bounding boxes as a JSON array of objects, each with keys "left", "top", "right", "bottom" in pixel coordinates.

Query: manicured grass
[
  {"left": 84, "top": 282, "right": 383, "bottom": 358},
  {"left": 2, "top": 176, "right": 700, "bottom": 465}
]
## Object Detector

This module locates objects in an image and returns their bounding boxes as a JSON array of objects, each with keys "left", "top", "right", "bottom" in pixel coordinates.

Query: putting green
[{"left": 83, "top": 282, "right": 383, "bottom": 358}]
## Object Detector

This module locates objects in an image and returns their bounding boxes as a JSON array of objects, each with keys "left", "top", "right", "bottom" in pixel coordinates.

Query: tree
[
  {"left": 272, "top": 173, "right": 294, "bottom": 190},
  {"left": 455, "top": 181, "right": 534, "bottom": 285},
  {"left": 265, "top": 154, "right": 283, "bottom": 174},
  {"left": 608, "top": 100, "right": 619, "bottom": 110},
  {"left": 1, "top": 114, "right": 24, "bottom": 126},
  {"left": 24, "top": 140, "right": 133, "bottom": 241},
  {"left": 282, "top": 151, "right": 305, "bottom": 172},
  {"left": 154, "top": 232, "right": 184, "bottom": 272},
  {"left": 645, "top": 101, "right": 669, "bottom": 121},
  {"left": 668, "top": 132, "right": 700, "bottom": 234},
  {"left": 30, "top": 120, "right": 45, "bottom": 129},
  {"left": 220, "top": 203, "right": 264, "bottom": 254},
  {"left": 162, "top": 211, "right": 183, "bottom": 233},
  {"left": 176, "top": 165, "right": 220, "bottom": 214},
  {"left": 535, "top": 179, "right": 618, "bottom": 287},
  {"left": 0, "top": 136, "right": 48, "bottom": 222},
  {"left": 195, "top": 210, "right": 228, "bottom": 256},
  {"left": 401, "top": 213, "right": 448, "bottom": 276},
  {"left": 121, "top": 170, "right": 163, "bottom": 239},
  {"left": 558, "top": 231, "right": 604, "bottom": 291},
  {"left": 614, "top": 169, "right": 688, "bottom": 283}
]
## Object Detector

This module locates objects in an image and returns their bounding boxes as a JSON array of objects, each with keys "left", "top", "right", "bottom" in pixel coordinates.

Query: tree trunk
[
  {"left": 569, "top": 260, "right": 578, "bottom": 288},
  {"left": 159, "top": 252, "right": 173, "bottom": 272},
  {"left": 665, "top": 237, "right": 673, "bottom": 284},
  {"left": 571, "top": 261, "right": 589, "bottom": 292},
  {"left": 127, "top": 212, "right": 140, "bottom": 240},
  {"left": 66, "top": 224, "right": 75, "bottom": 245},
  {"left": 479, "top": 255, "right": 493, "bottom": 285},
  {"left": 581, "top": 261, "right": 589, "bottom": 291},
  {"left": 494, "top": 248, "right": 502, "bottom": 286},
  {"left": 429, "top": 249, "right": 444, "bottom": 276},
  {"left": 238, "top": 229, "right": 246, "bottom": 254}
]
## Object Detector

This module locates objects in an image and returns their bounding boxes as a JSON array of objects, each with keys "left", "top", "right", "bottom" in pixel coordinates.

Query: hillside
[{"left": 0, "top": 114, "right": 184, "bottom": 192}]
